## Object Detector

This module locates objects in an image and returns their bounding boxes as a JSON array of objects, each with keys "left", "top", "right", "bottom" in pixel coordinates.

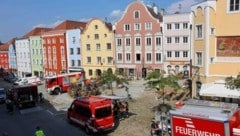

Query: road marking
[{"left": 46, "top": 109, "right": 54, "bottom": 115}]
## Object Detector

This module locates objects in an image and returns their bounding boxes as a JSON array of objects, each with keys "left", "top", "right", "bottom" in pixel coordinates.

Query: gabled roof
[
  {"left": 0, "top": 44, "right": 10, "bottom": 51},
  {"left": 23, "top": 27, "right": 52, "bottom": 38},
  {"left": 53, "top": 20, "right": 87, "bottom": 31},
  {"left": 147, "top": 6, "right": 163, "bottom": 22}
]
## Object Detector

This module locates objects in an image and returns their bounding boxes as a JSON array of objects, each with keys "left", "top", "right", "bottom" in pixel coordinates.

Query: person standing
[
  {"left": 35, "top": 126, "right": 45, "bottom": 136},
  {"left": 124, "top": 101, "right": 129, "bottom": 118}
]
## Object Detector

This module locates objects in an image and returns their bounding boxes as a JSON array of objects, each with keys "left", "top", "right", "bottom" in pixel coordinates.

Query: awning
[{"left": 199, "top": 81, "right": 240, "bottom": 98}]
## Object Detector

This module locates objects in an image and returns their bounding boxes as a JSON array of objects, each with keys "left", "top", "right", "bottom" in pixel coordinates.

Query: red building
[
  {"left": 42, "top": 20, "right": 86, "bottom": 76},
  {"left": 0, "top": 44, "right": 10, "bottom": 71}
]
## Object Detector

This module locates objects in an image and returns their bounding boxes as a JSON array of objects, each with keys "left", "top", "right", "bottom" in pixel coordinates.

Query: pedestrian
[
  {"left": 35, "top": 126, "right": 45, "bottom": 136},
  {"left": 124, "top": 101, "right": 129, "bottom": 118},
  {"left": 151, "top": 119, "right": 160, "bottom": 136},
  {"left": 118, "top": 101, "right": 125, "bottom": 120}
]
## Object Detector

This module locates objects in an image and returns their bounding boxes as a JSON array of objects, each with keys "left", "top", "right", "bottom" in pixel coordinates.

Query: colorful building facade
[
  {"left": 191, "top": 0, "right": 240, "bottom": 97},
  {"left": 114, "top": 1, "right": 163, "bottom": 79},
  {"left": 81, "top": 18, "right": 115, "bottom": 79}
]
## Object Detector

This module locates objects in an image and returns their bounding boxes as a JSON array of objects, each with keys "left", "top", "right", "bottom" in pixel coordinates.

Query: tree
[
  {"left": 225, "top": 73, "right": 240, "bottom": 89},
  {"left": 98, "top": 69, "right": 129, "bottom": 95},
  {"left": 145, "top": 70, "right": 181, "bottom": 112}
]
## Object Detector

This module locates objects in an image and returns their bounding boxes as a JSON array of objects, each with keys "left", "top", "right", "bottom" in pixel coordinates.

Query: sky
[{"left": 0, "top": 0, "right": 201, "bottom": 43}]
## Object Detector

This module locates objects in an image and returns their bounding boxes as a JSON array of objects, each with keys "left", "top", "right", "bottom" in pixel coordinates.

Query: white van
[{"left": 14, "top": 76, "right": 41, "bottom": 85}]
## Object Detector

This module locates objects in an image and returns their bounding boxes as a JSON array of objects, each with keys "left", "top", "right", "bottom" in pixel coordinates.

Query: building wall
[
  {"left": 81, "top": 18, "right": 115, "bottom": 79},
  {"left": 0, "top": 51, "right": 9, "bottom": 70},
  {"left": 29, "top": 36, "right": 44, "bottom": 78},
  {"left": 66, "top": 29, "right": 82, "bottom": 73},
  {"left": 42, "top": 32, "right": 67, "bottom": 76},
  {"left": 163, "top": 13, "right": 191, "bottom": 74},
  {"left": 15, "top": 38, "right": 32, "bottom": 78},
  {"left": 192, "top": 0, "right": 240, "bottom": 83},
  {"left": 8, "top": 44, "right": 17, "bottom": 74},
  {"left": 115, "top": 1, "right": 162, "bottom": 78}
]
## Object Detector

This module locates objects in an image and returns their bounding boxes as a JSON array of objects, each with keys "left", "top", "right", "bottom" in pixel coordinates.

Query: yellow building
[
  {"left": 191, "top": 0, "right": 240, "bottom": 84},
  {"left": 81, "top": 18, "right": 115, "bottom": 79}
]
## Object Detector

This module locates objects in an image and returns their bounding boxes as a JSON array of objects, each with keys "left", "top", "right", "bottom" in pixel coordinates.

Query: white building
[
  {"left": 15, "top": 38, "right": 32, "bottom": 78},
  {"left": 163, "top": 12, "right": 191, "bottom": 75}
]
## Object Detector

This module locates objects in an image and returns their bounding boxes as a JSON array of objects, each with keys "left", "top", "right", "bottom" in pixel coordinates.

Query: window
[
  {"left": 126, "top": 38, "right": 130, "bottom": 46},
  {"left": 97, "top": 57, "right": 101, "bottom": 64},
  {"left": 135, "top": 37, "right": 141, "bottom": 46},
  {"left": 146, "top": 37, "right": 152, "bottom": 46},
  {"left": 77, "top": 48, "right": 80, "bottom": 54},
  {"left": 134, "top": 23, "right": 140, "bottom": 30},
  {"left": 107, "top": 43, "right": 111, "bottom": 50},
  {"left": 117, "top": 53, "right": 122, "bottom": 61},
  {"left": 196, "top": 25, "right": 203, "bottom": 39},
  {"left": 134, "top": 11, "right": 140, "bottom": 18},
  {"left": 183, "top": 37, "right": 188, "bottom": 43},
  {"left": 87, "top": 57, "right": 91, "bottom": 64},
  {"left": 167, "top": 24, "right": 172, "bottom": 30},
  {"left": 126, "top": 53, "right": 131, "bottom": 61},
  {"left": 183, "top": 23, "right": 188, "bottom": 29},
  {"left": 196, "top": 52, "right": 203, "bottom": 66},
  {"left": 72, "top": 37, "right": 76, "bottom": 44},
  {"left": 175, "top": 51, "right": 180, "bottom": 58},
  {"left": 167, "top": 51, "right": 172, "bottom": 58},
  {"left": 70, "top": 48, "right": 74, "bottom": 55},
  {"left": 183, "top": 51, "right": 188, "bottom": 58},
  {"left": 71, "top": 60, "right": 75, "bottom": 66},
  {"left": 89, "top": 69, "right": 93, "bottom": 76},
  {"left": 156, "top": 37, "right": 161, "bottom": 46},
  {"left": 175, "top": 37, "right": 180, "bottom": 44},
  {"left": 125, "top": 24, "right": 130, "bottom": 31},
  {"left": 96, "top": 43, "right": 101, "bottom": 51},
  {"left": 77, "top": 60, "right": 81, "bottom": 66},
  {"left": 146, "top": 53, "right": 151, "bottom": 61},
  {"left": 95, "top": 25, "right": 98, "bottom": 29},
  {"left": 95, "top": 106, "right": 112, "bottom": 118},
  {"left": 145, "top": 22, "right": 152, "bottom": 30},
  {"left": 229, "top": 0, "right": 240, "bottom": 11},
  {"left": 175, "top": 23, "right": 180, "bottom": 29},
  {"left": 74, "top": 105, "right": 91, "bottom": 118},
  {"left": 117, "top": 38, "right": 122, "bottom": 46},
  {"left": 156, "top": 53, "right": 161, "bottom": 62},
  {"left": 94, "top": 34, "right": 99, "bottom": 39},
  {"left": 86, "top": 44, "right": 91, "bottom": 51},
  {"left": 136, "top": 53, "right": 141, "bottom": 61},
  {"left": 167, "top": 37, "right": 172, "bottom": 44},
  {"left": 60, "top": 38, "right": 64, "bottom": 43},
  {"left": 107, "top": 57, "right": 112, "bottom": 64}
]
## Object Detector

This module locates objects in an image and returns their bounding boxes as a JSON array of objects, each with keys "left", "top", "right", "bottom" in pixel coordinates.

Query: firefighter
[{"left": 35, "top": 126, "right": 45, "bottom": 136}]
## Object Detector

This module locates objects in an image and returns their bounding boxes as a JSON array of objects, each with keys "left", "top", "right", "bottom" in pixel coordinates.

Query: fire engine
[
  {"left": 67, "top": 96, "right": 115, "bottom": 134},
  {"left": 170, "top": 99, "right": 240, "bottom": 136},
  {"left": 45, "top": 72, "right": 83, "bottom": 95}
]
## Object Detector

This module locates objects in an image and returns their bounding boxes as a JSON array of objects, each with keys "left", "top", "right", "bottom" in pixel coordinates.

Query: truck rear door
[{"left": 171, "top": 115, "right": 226, "bottom": 136}]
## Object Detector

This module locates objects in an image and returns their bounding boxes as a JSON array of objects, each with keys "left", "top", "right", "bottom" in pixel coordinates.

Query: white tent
[{"left": 199, "top": 81, "right": 240, "bottom": 98}]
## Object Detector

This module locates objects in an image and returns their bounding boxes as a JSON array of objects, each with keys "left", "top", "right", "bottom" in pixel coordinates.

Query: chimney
[
  {"left": 160, "top": 8, "right": 165, "bottom": 16},
  {"left": 153, "top": 3, "right": 158, "bottom": 14}
]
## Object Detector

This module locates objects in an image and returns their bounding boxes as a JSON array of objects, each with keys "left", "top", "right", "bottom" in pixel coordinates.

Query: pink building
[{"left": 114, "top": 1, "right": 163, "bottom": 79}]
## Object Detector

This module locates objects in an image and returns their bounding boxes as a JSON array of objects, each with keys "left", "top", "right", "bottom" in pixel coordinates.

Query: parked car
[{"left": 0, "top": 88, "right": 6, "bottom": 104}]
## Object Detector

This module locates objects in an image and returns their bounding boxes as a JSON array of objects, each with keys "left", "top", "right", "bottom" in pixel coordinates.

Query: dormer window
[{"left": 134, "top": 10, "right": 140, "bottom": 19}]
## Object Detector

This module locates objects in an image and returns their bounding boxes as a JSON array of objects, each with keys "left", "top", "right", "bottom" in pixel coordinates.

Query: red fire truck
[
  {"left": 45, "top": 72, "right": 83, "bottom": 95},
  {"left": 67, "top": 96, "right": 115, "bottom": 134},
  {"left": 170, "top": 99, "right": 240, "bottom": 136}
]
